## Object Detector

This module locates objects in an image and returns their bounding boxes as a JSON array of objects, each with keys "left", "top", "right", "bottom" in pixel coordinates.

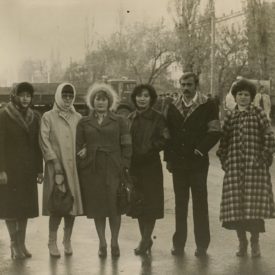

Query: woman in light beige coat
[{"left": 40, "top": 83, "right": 83, "bottom": 257}]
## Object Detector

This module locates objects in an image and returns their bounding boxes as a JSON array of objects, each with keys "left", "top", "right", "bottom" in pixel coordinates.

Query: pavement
[{"left": 1, "top": 148, "right": 275, "bottom": 275}]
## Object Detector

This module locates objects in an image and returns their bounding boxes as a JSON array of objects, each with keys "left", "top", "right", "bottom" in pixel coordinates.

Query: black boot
[
  {"left": 236, "top": 230, "right": 248, "bottom": 257},
  {"left": 18, "top": 219, "right": 32, "bottom": 257},
  {"left": 5, "top": 220, "right": 26, "bottom": 260},
  {"left": 251, "top": 232, "right": 261, "bottom": 258}
]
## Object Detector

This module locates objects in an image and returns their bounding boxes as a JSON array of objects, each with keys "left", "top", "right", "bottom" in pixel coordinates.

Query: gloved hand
[{"left": 0, "top": 171, "right": 7, "bottom": 185}]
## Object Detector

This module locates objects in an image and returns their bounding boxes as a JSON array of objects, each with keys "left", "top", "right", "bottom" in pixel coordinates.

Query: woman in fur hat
[
  {"left": 76, "top": 83, "right": 132, "bottom": 258},
  {"left": 217, "top": 78, "right": 275, "bottom": 258},
  {"left": 40, "top": 83, "right": 84, "bottom": 257},
  {"left": 0, "top": 82, "right": 43, "bottom": 259}
]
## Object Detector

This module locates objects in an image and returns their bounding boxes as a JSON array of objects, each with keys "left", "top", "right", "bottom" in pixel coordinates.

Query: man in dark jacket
[{"left": 164, "top": 72, "right": 221, "bottom": 257}]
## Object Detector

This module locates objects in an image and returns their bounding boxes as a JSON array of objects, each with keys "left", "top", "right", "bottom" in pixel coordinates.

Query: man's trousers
[{"left": 172, "top": 165, "right": 210, "bottom": 250}]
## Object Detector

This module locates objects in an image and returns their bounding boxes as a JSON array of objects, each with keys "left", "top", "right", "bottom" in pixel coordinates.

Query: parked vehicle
[{"left": 0, "top": 78, "right": 137, "bottom": 116}]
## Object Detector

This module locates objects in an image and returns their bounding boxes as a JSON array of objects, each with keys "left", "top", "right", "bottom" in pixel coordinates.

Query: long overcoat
[
  {"left": 76, "top": 111, "right": 132, "bottom": 218},
  {"left": 0, "top": 104, "right": 43, "bottom": 219},
  {"left": 217, "top": 105, "right": 275, "bottom": 222},
  {"left": 128, "top": 108, "right": 168, "bottom": 219},
  {"left": 39, "top": 108, "right": 83, "bottom": 216}
]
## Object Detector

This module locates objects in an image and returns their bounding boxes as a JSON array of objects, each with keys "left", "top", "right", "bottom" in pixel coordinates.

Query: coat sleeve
[
  {"left": 0, "top": 111, "right": 6, "bottom": 172},
  {"left": 163, "top": 104, "right": 173, "bottom": 162},
  {"left": 39, "top": 113, "right": 58, "bottom": 162},
  {"left": 119, "top": 117, "right": 132, "bottom": 168},
  {"left": 257, "top": 109, "right": 275, "bottom": 166},
  {"left": 152, "top": 115, "right": 169, "bottom": 153},
  {"left": 76, "top": 119, "right": 86, "bottom": 154},
  {"left": 216, "top": 111, "right": 232, "bottom": 169},
  {"left": 195, "top": 100, "right": 221, "bottom": 155},
  {"left": 34, "top": 112, "right": 43, "bottom": 173}
]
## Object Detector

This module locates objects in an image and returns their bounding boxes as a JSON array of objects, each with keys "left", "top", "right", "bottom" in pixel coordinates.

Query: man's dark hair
[{"left": 179, "top": 72, "right": 199, "bottom": 86}]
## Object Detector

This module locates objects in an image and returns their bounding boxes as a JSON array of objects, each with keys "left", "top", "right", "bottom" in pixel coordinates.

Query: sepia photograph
[{"left": 0, "top": 0, "right": 275, "bottom": 274}]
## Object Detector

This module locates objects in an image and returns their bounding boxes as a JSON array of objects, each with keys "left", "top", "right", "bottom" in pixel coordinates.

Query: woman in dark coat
[
  {"left": 76, "top": 83, "right": 132, "bottom": 258},
  {"left": 217, "top": 79, "right": 275, "bottom": 258},
  {"left": 0, "top": 82, "right": 43, "bottom": 259},
  {"left": 128, "top": 84, "right": 169, "bottom": 255}
]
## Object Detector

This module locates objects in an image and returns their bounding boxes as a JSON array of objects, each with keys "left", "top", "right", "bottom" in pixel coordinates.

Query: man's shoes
[
  {"left": 171, "top": 246, "right": 184, "bottom": 256},
  {"left": 194, "top": 247, "right": 207, "bottom": 257}
]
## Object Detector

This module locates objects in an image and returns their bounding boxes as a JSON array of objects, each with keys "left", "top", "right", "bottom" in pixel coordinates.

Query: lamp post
[{"left": 210, "top": 0, "right": 216, "bottom": 96}]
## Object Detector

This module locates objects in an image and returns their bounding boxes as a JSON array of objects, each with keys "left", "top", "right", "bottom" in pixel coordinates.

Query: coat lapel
[
  {"left": 5, "top": 102, "right": 34, "bottom": 133},
  {"left": 172, "top": 92, "right": 208, "bottom": 122}
]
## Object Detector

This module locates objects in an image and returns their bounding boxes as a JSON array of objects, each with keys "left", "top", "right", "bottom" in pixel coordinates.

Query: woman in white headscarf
[{"left": 40, "top": 83, "right": 83, "bottom": 258}]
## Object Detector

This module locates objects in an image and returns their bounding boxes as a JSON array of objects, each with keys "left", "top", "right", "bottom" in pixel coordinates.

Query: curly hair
[
  {"left": 231, "top": 79, "right": 256, "bottom": 100},
  {"left": 131, "top": 84, "right": 157, "bottom": 107}
]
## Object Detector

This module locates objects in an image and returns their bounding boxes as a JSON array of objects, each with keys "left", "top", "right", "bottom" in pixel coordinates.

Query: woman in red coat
[
  {"left": 0, "top": 82, "right": 43, "bottom": 259},
  {"left": 128, "top": 84, "right": 169, "bottom": 255},
  {"left": 217, "top": 79, "right": 275, "bottom": 258}
]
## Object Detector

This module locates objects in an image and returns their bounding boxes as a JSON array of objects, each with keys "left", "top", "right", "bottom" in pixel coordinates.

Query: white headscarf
[{"left": 53, "top": 83, "right": 77, "bottom": 119}]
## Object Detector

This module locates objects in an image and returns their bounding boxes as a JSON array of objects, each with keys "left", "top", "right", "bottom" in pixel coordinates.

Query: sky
[{"left": 0, "top": 0, "right": 244, "bottom": 84}]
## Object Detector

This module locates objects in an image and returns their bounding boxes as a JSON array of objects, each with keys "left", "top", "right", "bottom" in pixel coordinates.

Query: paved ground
[{"left": 0, "top": 148, "right": 275, "bottom": 275}]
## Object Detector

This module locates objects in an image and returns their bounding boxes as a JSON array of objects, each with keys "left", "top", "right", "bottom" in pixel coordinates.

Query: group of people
[{"left": 0, "top": 72, "right": 274, "bottom": 262}]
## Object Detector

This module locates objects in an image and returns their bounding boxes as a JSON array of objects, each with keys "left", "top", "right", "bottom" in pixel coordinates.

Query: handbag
[
  {"left": 117, "top": 170, "right": 144, "bottom": 216},
  {"left": 48, "top": 174, "right": 74, "bottom": 216},
  {"left": 117, "top": 169, "right": 133, "bottom": 214},
  {"left": 127, "top": 186, "right": 144, "bottom": 218}
]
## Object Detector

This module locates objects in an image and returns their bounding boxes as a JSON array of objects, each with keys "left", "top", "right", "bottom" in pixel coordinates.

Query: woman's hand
[
  {"left": 37, "top": 173, "right": 44, "bottom": 184},
  {"left": 77, "top": 147, "right": 87, "bottom": 159},
  {"left": 52, "top": 159, "right": 63, "bottom": 174},
  {"left": 166, "top": 162, "right": 173, "bottom": 173},
  {"left": 55, "top": 174, "right": 66, "bottom": 192},
  {"left": 0, "top": 171, "right": 7, "bottom": 185}
]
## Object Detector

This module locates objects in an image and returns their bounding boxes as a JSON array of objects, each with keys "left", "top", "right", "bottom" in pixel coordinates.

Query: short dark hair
[
  {"left": 16, "top": 82, "right": 34, "bottom": 96},
  {"left": 179, "top": 72, "right": 199, "bottom": 86},
  {"left": 62, "top": 84, "right": 74, "bottom": 94},
  {"left": 131, "top": 84, "right": 157, "bottom": 107},
  {"left": 231, "top": 79, "right": 256, "bottom": 100}
]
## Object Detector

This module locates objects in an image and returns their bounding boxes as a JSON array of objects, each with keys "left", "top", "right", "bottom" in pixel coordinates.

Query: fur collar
[{"left": 5, "top": 102, "right": 34, "bottom": 132}]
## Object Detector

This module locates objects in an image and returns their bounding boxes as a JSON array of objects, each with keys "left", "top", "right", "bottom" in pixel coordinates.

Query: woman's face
[
  {"left": 62, "top": 91, "right": 74, "bottom": 108},
  {"left": 94, "top": 93, "right": 109, "bottom": 113},
  {"left": 235, "top": 90, "right": 251, "bottom": 108},
  {"left": 17, "top": 91, "right": 32, "bottom": 109},
  {"left": 135, "top": 89, "right": 151, "bottom": 110}
]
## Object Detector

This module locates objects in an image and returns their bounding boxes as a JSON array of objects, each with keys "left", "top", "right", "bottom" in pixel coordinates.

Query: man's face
[{"left": 180, "top": 77, "right": 196, "bottom": 99}]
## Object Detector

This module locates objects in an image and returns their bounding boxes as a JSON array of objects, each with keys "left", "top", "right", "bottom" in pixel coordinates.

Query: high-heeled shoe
[
  {"left": 21, "top": 245, "right": 32, "bottom": 258},
  {"left": 98, "top": 246, "right": 107, "bottom": 258},
  {"left": 134, "top": 239, "right": 153, "bottom": 255},
  {"left": 11, "top": 243, "right": 26, "bottom": 260},
  {"left": 111, "top": 245, "right": 120, "bottom": 257},
  {"left": 236, "top": 240, "right": 248, "bottom": 257}
]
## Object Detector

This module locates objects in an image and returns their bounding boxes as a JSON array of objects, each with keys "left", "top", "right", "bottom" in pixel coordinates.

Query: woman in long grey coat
[
  {"left": 128, "top": 84, "right": 169, "bottom": 255},
  {"left": 217, "top": 79, "right": 275, "bottom": 258},
  {"left": 40, "top": 83, "right": 83, "bottom": 257},
  {"left": 76, "top": 83, "right": 132, "bottom": 258},
  {"left": 0, "top": 82, "right": 43, "bottom": 259}
]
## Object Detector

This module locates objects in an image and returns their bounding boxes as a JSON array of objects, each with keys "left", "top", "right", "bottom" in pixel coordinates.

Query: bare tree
[
  {"left": 246, "top": 0, "right": 269, "bottom": 78},
  {"left": 215, "top": 24, "right": 248, "bottom": 97},
  {"left": 168, "top": 0, "right": 211, "bottom": 75}
]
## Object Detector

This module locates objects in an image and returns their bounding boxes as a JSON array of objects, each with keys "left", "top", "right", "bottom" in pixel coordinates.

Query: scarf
[
  {"left": 53, "top": 83, "right": 77, "bottom": 121},
  {"left": 5, "top": 102, "right": 34, "bottom": 132}
]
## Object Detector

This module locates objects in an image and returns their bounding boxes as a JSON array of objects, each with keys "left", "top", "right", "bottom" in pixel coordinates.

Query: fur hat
[
  {"left": 231, "top": 79, "right": 256, "bottom": 100},
  {"left": 86, "top": 83, "right": 118, "bottom": 111},
  {"left": 10, "top": 82, "right": 34, "bottom": 105}
]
